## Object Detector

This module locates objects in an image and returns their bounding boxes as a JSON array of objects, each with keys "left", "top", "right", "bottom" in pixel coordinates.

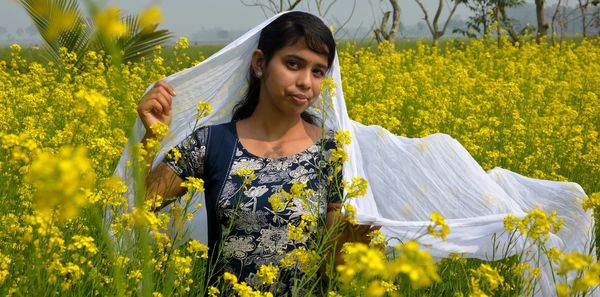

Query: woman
[
  {"left": 135, "top": 11, "right": 373, "bottom": 293},
  {"left": 116, "top": 10, "right": 596, "bottom": 296}
]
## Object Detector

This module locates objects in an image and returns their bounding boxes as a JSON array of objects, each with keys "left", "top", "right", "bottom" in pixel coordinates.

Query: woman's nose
[{"left": 296, "top": 69, "right": 311, "bottom": 90}]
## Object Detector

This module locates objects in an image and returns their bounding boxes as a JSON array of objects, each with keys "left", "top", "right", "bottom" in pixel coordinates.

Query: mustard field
[{"left": 0, "top": 37, "right": 599, "bottom": 296}]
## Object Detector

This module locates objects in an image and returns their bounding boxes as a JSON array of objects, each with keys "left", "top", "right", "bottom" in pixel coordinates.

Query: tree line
[{"left": 242, "top": 0, "right": 600, "bottom": 46}]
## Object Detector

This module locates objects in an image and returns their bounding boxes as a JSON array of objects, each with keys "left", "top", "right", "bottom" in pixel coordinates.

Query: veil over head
[{"left": 114, "top": 11, "right": 596, "bottom": 296}]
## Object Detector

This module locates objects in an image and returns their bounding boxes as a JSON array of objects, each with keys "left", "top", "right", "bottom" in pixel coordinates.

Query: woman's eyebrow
[{"left": 284, "top": 54, "right": 328, "bottom": 69}]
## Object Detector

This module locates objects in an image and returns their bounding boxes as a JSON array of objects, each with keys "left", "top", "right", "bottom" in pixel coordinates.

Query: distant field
[{"left": 0, "top": 36, "right": 598, "bottom": 296}]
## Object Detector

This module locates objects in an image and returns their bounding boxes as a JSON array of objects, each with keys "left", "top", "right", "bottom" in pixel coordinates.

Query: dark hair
[{"left": 232, "top": 11, "right": 336, "bottom": 123}]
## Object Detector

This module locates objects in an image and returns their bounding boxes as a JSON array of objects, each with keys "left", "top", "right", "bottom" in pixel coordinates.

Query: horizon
[{"left": 0, "top": 0, "right": 592, "bottom": 46}]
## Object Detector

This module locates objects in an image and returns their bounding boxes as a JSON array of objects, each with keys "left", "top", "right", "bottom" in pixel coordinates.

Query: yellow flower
[
  {"left": 128, "top": 269, "right": 142, "bottom": 281},
  {"left": 571, "top": 262, "right": 600, "bottom": 293},
  {"left": 558, "top": 252, "right": 593, "bottom": 275},
  {"left": 9, "top": 43, "right": 21, "bottom": 53},
  {"left": 186, "top": 240, "right": 209, "bottom": 259},
  {"left": 165, "top": 147, "right": 182, "bottom": 163},
  {"left": 268, "top": 192, "right": 285, "bottom": 212},
  {"left": 503, "top": 214, "right": 519, "bottom": 232},
  {"left": 150, "top": 121, "right": 169, "bottom": 139},
  {"left": 75, "top": 89, "right": 109, "bottom": 118},
  {"left": 337, "top": 242, "right": 386, "bottom": 285},
  {"left": 45, "top": 9, "right": 79, "bottom": 40},
  {"left": 236, "top": 167, "right": 255, "bottom": 180},
  {"left": 427, "top": 211, "right": 450, "bottom": 240},
  {"left": 68, "top": 235, "right": 98, "bottom": 255},
  {"left": 25, "top": 147, "right": 96, "bottom": 221},
  {"left": 547, "top": 247, "right": 562, "bottom": 262},
  {"left": 342, "top": 202, "right": 358, "bottom": 225},
  {"left": 223, "top": 271, "right": 238, "bottom": 284},
  {"left": 256, "top": 263, "right": 279, "bottom": 285},
  {"left": 279, "top": 247, "right": 320, "bottom": 273},
  {"left": 334, "top": 130, "right": 351, "bottom": 146},
  {"left": 389, "top": 241, "right": 440, "bottom": 289},
  {"left": 196, "top": 101, "right": 213, "bottom": 120},
  {"left": 288, "top": 221, "right": 306, "bottom": 242},
  {"left": 321, "top": 76, "right": 337, "bottom": 98},
  {"left": 139, "top": 5, "right": 163, "bottom": 30},
  {"left": 344, "top": 177, "right": 368, "bottom": 198},
  {"left": 555, "top": 283, "right": 570, "bottom": 297},
  {"left": 366, "top": 280, "right": 385, "bottom": 297},
  {"left": 582, "top": 192, "right": 600, "bottom": 210},
  {"left": 516, "top": 209, "right": 562, "bottom": 243},
  {"left": 469, "top": 263, "right": 504, "bottom": 296},
  {"left": 368, "top": 229, "right": 386, "bottom": 250},
  {"left": 287, "top": 213, "right": 316, "bottom": 242},
  {"left": 208, "top": 286, "right": 220, "bottom": 297},
  {"left": 330, "top": 147, "right": 348, "bottom": 164},
  {"left": 0, "top": 252, "right": 10, "bottom": 285},
  {"left": 180, "top": 176, "right": 205, "bottom": 193},
  {"left": 237, "top": 167, "right": 256, "bottom": 189},
  {"left": 176, "top": 36, "right": 190, "bottom": 50},
  {"left": 95, "top": 6, "right": 128, "bottom": 38}
]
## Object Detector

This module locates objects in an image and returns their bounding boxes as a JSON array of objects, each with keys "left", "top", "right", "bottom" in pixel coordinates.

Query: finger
[
  {"left": 156, "top": 86, "right": 173, "bottom": 107},
  {"left": 154, "top": 93, "right": 171, "bottom": 115},
  {"left": 154, "top": 80, "right": 176, "bottom": 96},
  {"left": 148, "top": 100, "right": 164, "bottom": 115}
]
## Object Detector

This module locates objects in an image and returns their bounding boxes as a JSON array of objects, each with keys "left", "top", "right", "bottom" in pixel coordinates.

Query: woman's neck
[{"left": 243, "top": 109, "right": 306, "bottom": 141}]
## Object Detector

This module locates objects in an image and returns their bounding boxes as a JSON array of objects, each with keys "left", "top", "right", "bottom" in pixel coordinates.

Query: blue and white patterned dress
[{"left": 163, "top": 121, "right": 340, "bottom": 292}]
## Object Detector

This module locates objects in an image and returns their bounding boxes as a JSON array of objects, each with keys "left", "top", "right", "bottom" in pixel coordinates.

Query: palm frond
[
  {"left": 117, "top": 15, "right": 173, "bottom": 62},
  {"left": 17, "top": 0, "right": 91, "bottom": 67},
  {"left": 18, "top": 1, "right": 172, "bottom": 66}
]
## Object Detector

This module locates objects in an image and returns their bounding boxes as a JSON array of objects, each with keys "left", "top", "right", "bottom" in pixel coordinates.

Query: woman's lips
[{"left": 290, "top": 94, "right": 309, "bottom": 105}]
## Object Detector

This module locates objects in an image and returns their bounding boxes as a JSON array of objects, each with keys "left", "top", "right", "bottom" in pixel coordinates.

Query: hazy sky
[
  {"left": 1, "top": 0, "right": 558, "bottom": 41},
  {"left": 2, "top": 0, "right": 476, "bottom": 37}
]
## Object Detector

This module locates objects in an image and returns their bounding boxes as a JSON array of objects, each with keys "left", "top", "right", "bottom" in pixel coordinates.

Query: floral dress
[{"left": 163, "top": 121, "right": 340, "bottom": 293}]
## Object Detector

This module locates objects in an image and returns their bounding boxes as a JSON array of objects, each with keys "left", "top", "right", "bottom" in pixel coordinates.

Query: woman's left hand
[{"left": 344, "top": 223, "right": 381, "bottom": 245}]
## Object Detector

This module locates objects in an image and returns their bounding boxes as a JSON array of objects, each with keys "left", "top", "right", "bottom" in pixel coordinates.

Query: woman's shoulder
[
  {"left": 303, "top": 122, "right": 336, "bottom": 148},
  {"left": 189, "top": 121, "right": 235, "bottom": 138},
  {"left": 316, "top": 128, "right": 337, "bottom": 151}
]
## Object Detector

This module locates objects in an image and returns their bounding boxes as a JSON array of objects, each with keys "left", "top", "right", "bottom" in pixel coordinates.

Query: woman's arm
[
  {"left": 325, "top": 203, "right": 381, "bottom": 265},
  {"left": 137, "top": 80, "right": 186, "bottom": 210},
  {"left": 142, "top": 140, "right": 186, "bottom": 211}
]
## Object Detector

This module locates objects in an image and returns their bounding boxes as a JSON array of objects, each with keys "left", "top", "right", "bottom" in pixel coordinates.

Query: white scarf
[{"left": 114, "top": 11, "right": 596, "bottom": 296}]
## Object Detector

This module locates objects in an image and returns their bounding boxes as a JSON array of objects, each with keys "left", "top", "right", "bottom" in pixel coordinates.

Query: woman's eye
[
  {"left": 287, "top": 61, "right": 299, "bottom": 69},
  {"left": 313, "top": 69, "right": 325, "bottom": 78}
]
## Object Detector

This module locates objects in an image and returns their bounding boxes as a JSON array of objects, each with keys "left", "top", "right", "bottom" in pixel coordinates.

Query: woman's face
[{"left": 255, "top": 38, "right": 329, "bottom": 117}]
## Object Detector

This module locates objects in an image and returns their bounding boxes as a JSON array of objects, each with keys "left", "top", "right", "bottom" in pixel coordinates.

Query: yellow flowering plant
[{"left": 1, "top": 13, "right": 599, "bottom": 295}]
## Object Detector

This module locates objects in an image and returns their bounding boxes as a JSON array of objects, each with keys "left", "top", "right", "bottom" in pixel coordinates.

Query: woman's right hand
[{"left": 137, "top": 80, "right": 176, "bottom": 136}]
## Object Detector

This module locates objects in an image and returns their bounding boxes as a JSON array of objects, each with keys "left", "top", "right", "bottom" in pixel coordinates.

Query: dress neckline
[{"left": 231, "top": 121, "right": 327, "bottom": 161}]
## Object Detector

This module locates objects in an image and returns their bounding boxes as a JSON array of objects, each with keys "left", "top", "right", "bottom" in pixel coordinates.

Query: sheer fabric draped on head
[{"left": 114, "top": 11, "right": 596, "bottom": 297}]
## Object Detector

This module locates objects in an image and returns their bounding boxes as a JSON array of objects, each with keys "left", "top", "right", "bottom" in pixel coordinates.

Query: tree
[
  {"left": 453, "top": 0, "right": 495, "bottom": 38},
  {"left": 551, "top": 0, "right": 565, "bottom": 44},
  {"left": 455, "top": 0, "right": 527, "bottom": 45},
  {"left": 309, "top": 0, "right": 357, "bottom": 38},
  {"left": 494, "top": 0, "right": 526, "bottom": 44},
  {"left": 534, "top": 0, "right": 548, "bottom": 43},
  {"left": 17, "top": 0, "right": 172, "bottom": 68},
  {"left": 241, "top": 0, "right": 357, "bottom": 39},
  {"left": 578, "top": 0, "right": 591, "bottom": 37},
  {"left": 373, "top": 0, "right": 401, "bottom": 44},
  {"left": 414, "top": 0, "right": 463, "bottom": 47},
  {"left": 578, "top": 0, "right": 600, "bottom": 37},
  {"left": 594, "top": 1, "right": 600, "bottom": 36},
  {"left": 240, "top": 0, "right": 303, "bottom": 16}
]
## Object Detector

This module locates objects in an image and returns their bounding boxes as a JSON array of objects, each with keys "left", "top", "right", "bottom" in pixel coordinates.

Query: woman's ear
[{"left": 251, "top": 49, "right": 265, "bottom": 78}]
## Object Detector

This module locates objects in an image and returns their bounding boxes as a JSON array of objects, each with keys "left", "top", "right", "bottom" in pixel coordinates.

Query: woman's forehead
[{"left": 278, "top": 38, "right": 329, "bottom": 66}]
